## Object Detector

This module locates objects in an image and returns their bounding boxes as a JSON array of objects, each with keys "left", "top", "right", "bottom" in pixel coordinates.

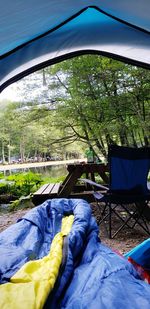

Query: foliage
[
  {"left": 6, "top": 172, "right": 42, "bottom": 197},
  {"left": 0, "top": 182, "right": 10, "bottom": 194},
  {"left": 0, "top": 171, "right": 67, "bottom": 212},
  {"left": 0, "top": 172, "right": 4, "bottom": 179},
  {"left": 9, "top": 195, "right": 35, "bottom": 212},
  {"left": 49, "top": 55, "right": 150, "bottom": 160},
  {"left": 0, "top": 172, "right": 67, "bottom": 198},
  {"left": 0, "top": 55, "right": 149, "bottom": 163},
  {"left": 41, "top": 174, "right": 66, "bottom": 185},
  {"left": 0, "top": 55, "right": 149, "bottom": 212}
]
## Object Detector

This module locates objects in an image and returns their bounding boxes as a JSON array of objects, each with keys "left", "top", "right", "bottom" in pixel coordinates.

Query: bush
[
  {"left": 0, "top": 172, "right": 4, "bottom": 179},
  {"left": 0, "top": 172, "right": 67, "bottom": 212},
  {"left": 9, "top": 195, "right": 35, "bottom": 212},
  {"left": 6, "top": 172, "right": 42, "bottom": 197},
  {"left": 42, "top": 174, "right": 66, "bottom": 184},
  {"left": 0, "top": 182, "right": 10, "bottom": 194}
]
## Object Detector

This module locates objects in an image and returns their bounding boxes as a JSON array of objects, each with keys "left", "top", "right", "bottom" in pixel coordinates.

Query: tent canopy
[{"left": 0, "top": 0, "right": 150, "bottom": 92}]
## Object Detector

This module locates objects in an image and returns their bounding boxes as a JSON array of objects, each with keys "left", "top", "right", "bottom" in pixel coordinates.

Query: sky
[
  {"left": 0, "top": 69, "right": 62, "bottom": 104},
  {"left": 0, "top": 84, "right": 21, "bottom": 102},
  {"left": 0, "top": 72, "right": 50, "bottom": 104}
]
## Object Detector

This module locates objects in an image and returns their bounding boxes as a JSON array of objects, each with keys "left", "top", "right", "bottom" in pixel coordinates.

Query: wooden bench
[
  {"left": 32, "top": 183, "right": 61, "bottom": 205},
  {"left": 32, "top": 182, "right": 106, "bottom": 205},
  {"left": 32, "top": 164, "right": 109, "bottom": 205}
]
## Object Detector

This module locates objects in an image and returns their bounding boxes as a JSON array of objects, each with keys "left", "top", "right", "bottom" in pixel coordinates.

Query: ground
[{"left": 0, "top": 204, "right": 148, "bottom": 255}]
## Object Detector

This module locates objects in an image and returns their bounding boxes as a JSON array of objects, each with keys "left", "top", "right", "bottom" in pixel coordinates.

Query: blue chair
[{"left": 81, "top": 145, "right": 150, "bottom": 238}]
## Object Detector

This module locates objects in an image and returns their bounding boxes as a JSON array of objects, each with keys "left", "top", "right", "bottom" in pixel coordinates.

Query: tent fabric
[
  {"left": 0, "top": 198, "right": 150, "bottom": 309},
  {"left": 0, "top": 1, "right": 150, "bottom": 92},
  {"left": 125, "top": 238, "right": 150, "bottom": 270}
]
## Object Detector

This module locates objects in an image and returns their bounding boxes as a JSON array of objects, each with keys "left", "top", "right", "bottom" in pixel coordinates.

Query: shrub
[
  {"left": 0, "top": 182, "right": 10, "bottom": 194},
  {"left": 6, "top": 172, "right": 42, "bottom": 197}
]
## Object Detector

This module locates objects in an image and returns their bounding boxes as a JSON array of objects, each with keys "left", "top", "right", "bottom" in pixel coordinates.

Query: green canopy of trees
[{"left": 0, "top": 55, "right": 149, "bottom": 162}]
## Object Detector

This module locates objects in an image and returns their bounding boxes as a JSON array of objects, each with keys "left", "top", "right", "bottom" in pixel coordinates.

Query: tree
[
  {"left": 1, "top": 55, "right": 149, "bottom": 163},
  {"left": 47, "top": 55, "right": 150, "bottom": 160}
]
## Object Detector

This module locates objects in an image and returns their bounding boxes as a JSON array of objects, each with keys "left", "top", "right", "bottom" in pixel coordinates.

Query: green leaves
[
  {"left": 6, "top": 172, "right": 42, "bottom": 196},
  {"left": 0, "top": 55, "right": 149, "bottom": 164},
  {"left": 50, "top": 55, "right": 150, "bottom": 154}
]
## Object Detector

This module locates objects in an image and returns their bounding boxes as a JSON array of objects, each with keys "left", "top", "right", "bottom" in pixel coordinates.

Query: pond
[{"left": 2, "top": 164, "right": 68, "bottom": 178}]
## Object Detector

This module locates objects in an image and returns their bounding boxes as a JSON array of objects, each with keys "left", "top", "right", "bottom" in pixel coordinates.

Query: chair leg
[
  {"left": 136, "top": 201, "right": 150, "bottom": 221},
  {"left": 93, "top": 198, "right": 109, "bottom": 237},
  {"left": 111, "top": 204, "right": 150, "bottom": 237},
  {"left": 108, "top": 203, "right": 112, "bottom": 239},
  {"left": 94, "top": 199, "right": 150, "bottom": 239},
  {"left": 111, "top": 203, "right": 150, "bottom": 238},
  {"left": 133, "top": 203, "right": 150, "bottom": 235},
  {"left": 97, "top": 203, "right": 107, "bottom": 223}
]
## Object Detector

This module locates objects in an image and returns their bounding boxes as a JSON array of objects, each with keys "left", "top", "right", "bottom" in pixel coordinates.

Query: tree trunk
[
  {"left": 8, "top": 143, "right": 11, "bottom": 164},
  {"left": 20, "top": 140, "right": 25, "bottom": 162},
  {"left": 2, "top": 140, "right": 5, "bottom": 163}
]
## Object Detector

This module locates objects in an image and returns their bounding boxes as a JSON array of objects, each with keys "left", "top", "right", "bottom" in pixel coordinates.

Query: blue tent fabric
[
  {"left": 1, "top": 1, "right": 150, "bottom": 92},
  {"left": 0, "top": 198, "right": 150, "bottom": 308},
  {"left": 125, "top": 238, "right": 150, "bottom": 271}
]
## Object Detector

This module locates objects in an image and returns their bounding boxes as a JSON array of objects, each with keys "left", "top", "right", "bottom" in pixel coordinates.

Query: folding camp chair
[{"left": 80, "top": 145, "right": 150, "bottom": 239}]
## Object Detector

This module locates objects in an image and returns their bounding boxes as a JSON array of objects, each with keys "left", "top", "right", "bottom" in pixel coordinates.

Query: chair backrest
[{"left": 108, "top": 145, "right": 150, "bottom": 195}]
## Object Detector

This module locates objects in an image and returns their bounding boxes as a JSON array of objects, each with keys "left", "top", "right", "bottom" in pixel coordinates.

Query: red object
[{"left": 128, "top": 257, "right": 150, "bottom": 284}]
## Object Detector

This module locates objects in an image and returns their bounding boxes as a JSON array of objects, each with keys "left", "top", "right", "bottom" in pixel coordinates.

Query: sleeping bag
[{"left": 0, "top": 198, "right": 150, "bottom": 309}]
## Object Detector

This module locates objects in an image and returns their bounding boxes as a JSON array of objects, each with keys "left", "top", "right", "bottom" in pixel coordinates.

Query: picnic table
[
  {"left": 32, "top": 162, "right": 109, "bottom": 205},
  {"left": 58, "top": 162, "right": 109, "bottom": 196}
]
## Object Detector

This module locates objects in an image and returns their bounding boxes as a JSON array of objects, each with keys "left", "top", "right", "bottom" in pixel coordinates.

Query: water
[
  {"left": 3, "top": 164, "right": 68, "bottom": 178},
  {"left": 29, "top": 165, "right": 67, "bottom": 178}
]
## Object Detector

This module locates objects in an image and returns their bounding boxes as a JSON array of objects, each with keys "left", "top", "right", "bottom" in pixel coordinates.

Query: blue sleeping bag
[{"left": 0, "top": 198, "right": 150, "bottom": 309}]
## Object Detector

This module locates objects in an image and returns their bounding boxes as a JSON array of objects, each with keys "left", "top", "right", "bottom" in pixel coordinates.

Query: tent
[{"left": 0, "top": 0, "right": 150, "bottom": 92}]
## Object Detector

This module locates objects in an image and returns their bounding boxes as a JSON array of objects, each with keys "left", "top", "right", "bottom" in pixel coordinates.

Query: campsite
[{"left": 0, "top": 1, "right": 150, "bottom": 308}]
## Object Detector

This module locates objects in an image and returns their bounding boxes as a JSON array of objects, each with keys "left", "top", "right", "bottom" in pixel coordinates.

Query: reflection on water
[
  {"left": 30, "top": 165, "right": 68, "bottom": 178},
  {"left": 4, "top": 164, "right": 68, "bottom": 178}
]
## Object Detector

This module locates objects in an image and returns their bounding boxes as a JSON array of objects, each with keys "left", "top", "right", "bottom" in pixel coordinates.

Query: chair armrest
[
  {"left": 78, "top": 178, "right": 109, "bottom": 190},
  {"left": 93, "top": 191, "right": 104, "bottom": 200}
]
